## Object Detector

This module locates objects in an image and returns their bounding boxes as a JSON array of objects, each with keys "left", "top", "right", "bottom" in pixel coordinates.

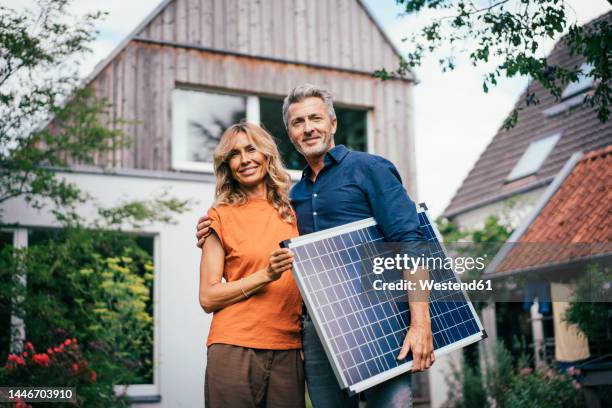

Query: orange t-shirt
[{"left": 206, "top": 198, "right": 302, "bottom": 350}]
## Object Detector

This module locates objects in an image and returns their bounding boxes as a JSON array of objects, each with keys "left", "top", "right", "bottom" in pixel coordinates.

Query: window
[
  {"left": 543, "top": 63, "right": 595, "bottom": 117},
  {"left": 561, "top": 63, "right": 594, "bottom": 100},
  {"left": 0, "top": 230, "right": 14, "bottom": 359},
  {"left": 172, "top": 88, "right": 247, "bottom": 172},
  {"left": 507, "top": 133, "right": 561, "bottom": 181},
  {"left": 173, "top": 89, "right": 368, "bottom": 174}
]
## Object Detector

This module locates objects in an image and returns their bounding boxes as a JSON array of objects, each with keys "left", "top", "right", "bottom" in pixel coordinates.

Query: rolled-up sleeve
[{"left": 364, "top": 157, "right": 425, "bottom": 243}]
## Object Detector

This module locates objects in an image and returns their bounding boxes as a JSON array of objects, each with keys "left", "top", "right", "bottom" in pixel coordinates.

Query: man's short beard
[{"left": 296, "top": 133, "right": 334, "bottom": 159}]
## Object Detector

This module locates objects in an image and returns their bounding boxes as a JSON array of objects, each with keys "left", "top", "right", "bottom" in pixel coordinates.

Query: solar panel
[{"left": 281, "top": 203, "right": 487, "bottom": 395}]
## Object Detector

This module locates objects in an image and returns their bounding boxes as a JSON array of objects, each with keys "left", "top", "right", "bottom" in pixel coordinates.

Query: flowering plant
[
  {"left": 0, "top": 338, "right": 128, "bottom": 407},
  {"left": 3, "top": 338, "right": 96, "bottom": 386},
  {"left": 501, "top": 365, "right": 584, "bottom": 408}
]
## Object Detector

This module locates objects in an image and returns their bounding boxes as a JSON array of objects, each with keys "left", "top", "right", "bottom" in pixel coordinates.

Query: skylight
[
  {"left": 507, "top": 133, "right": 562, "bottom": 181},
  {"left": 561, "top": 63, "right": 594, "bottom": 100}
]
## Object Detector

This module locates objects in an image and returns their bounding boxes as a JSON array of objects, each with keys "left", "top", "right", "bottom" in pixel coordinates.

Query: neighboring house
[
  {"left": 486, "top": 145, "right": 612, "bottom": 407},
  {"left": 435, "top": 10, "right": 611, "bottom": 408},
  {"left": 444, "top": 11, "right": 612, "bottom": 231},
  {"left": 1, "top": 0, "right": 429, "bottom": 406}
]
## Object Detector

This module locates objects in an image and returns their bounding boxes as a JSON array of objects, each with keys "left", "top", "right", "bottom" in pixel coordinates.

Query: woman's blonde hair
[{"left": 212, "top": 122, "right": 295, "bottom": 224}]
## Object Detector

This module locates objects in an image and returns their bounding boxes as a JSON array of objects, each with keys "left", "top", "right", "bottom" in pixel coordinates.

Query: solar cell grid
[{"left": 282, "top": 204, "right": 486, "bottom": 395}]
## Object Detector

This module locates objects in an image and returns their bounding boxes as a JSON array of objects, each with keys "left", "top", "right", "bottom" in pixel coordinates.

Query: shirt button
[
  {"left": 313, "top": 193, "right": 318, "bottom": 198},
  {"left": 313, "top": 211, "right": 317, "bottom": 216}
]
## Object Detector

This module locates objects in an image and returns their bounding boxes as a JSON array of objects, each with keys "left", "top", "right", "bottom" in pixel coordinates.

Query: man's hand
[
  {"left": 196, "top": 214, "right": 212, "bottom": 248},
  {"left": 397, "top": 322, "right": 435, "bottom": 372}
]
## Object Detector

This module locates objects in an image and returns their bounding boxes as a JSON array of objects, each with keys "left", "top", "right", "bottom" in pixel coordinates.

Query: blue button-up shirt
[{"left": 290, "top": 145, "right": 424, "bottom": 243}]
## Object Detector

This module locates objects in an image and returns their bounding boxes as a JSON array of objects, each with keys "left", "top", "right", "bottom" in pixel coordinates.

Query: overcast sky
[{"left": 8, "top": 0, "right": 611, "bottom": 217}]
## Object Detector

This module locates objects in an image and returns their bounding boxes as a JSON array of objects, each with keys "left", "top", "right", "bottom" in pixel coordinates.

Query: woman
[{"left": 199, "top": 122, "right": 304, "bottom": 408}]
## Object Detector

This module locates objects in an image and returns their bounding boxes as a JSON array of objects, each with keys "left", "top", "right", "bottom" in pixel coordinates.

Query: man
[{"left": 197, "top": 84, "right": 434, "bottom": 407}]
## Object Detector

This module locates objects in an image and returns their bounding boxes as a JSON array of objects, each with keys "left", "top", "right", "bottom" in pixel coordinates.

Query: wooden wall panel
[
  {"left": 136, "top": 0, "right": 402, "bottom": 74},
  {"left": 91, "top": 42, "right": 414, "bottom": 190}
]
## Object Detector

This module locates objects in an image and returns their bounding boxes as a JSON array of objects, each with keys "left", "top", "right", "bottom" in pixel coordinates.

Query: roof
[
  {"left": 486, "top": 145, "right": 612, "bottom": 277},
  {"left": 443, "top": 11, "right": 612, "bottom": 218},
  {"left": 86, "top": 0, "right": 414, "bottom": 85}
]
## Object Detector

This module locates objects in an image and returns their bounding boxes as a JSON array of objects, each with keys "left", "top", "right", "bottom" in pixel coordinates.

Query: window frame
[
  {"left": 171, "top": 87, "right": 372, "bottom": 180},
  {"left": 506, "top": 132, "right": 562, "bottom": 182}
]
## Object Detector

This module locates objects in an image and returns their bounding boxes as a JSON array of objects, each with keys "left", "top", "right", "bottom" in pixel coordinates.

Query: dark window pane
[
  {"left": 260, "top": 97, "right": 368, "bottom": 170},
  {"left": 0, "top": 230, "right": 13, "bottom": 359},
  {"left": 335, "top": 106, "right": 367, "bottom": 153},
  {"left": 260, "top": 98, "right": 305, "bottom": 170},
  {"left": 172, "top": 89, "right": 247, "bottom": 164}
]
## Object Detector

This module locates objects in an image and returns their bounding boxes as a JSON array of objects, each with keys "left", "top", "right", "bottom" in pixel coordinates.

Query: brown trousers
[{"left": 205, "top": 344, "right": 305, "bottom": 408}]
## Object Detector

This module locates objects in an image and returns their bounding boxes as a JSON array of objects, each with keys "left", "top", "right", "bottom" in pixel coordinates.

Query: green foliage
[
  {"left": 0, "top": 338, "right": 130, "bottom": 407},
  {"left": 0, "top": 0, "right": 129, "bottom": 221},
  {"left": 501, "top": 367, "right": 583, "bottom": 408},
  {"left": 435, "top": 217, "right": 468, "bottom": 244},
  {"left": 380, "top": 1, "right": 611, "bottom": 127},
  {"left": 483, "top": 340, "right": 515, "bottom": 405},
  {"left": 0, "top": 228, "right": 155, "bottom": 405},
  {"left": 446, "top": 340, "right": 583, "bottom": 408},
  {"left": 97, "top": 190, "right": 194, "bottom": 229},
  {"left": 565, "top": 264, "right": 612, "bottom": 341},
  {"left": 446, "top": 356, "right": 487, "bottom": 408},
  {"left": 436, "top": 214, "right": 513, "bottom": 245}
]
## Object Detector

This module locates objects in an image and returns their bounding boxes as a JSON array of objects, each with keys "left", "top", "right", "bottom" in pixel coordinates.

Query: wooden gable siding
[
  {"left": 91, "top": 40, "right": 417, "bottom": 195},
  {"left": 136, "top": 0, "right": 401, "bottom": 73}
]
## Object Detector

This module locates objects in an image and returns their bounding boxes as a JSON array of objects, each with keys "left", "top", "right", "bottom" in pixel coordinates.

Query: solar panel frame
[{"left": 282, "top": 203, "right": 487, "bottom": 395}]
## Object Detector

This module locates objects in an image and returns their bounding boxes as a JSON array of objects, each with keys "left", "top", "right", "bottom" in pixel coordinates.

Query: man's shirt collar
[{"left": 301, "top": 145, "right": 349, "bottom": 180}]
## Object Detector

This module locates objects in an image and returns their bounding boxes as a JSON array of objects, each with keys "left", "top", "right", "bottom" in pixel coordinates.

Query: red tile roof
[
  {"left": 444, "top": 11, "right": 612, "bottom": 218},
  {"left": 493, "top": 145, "right": 612, "bottom": 275}
]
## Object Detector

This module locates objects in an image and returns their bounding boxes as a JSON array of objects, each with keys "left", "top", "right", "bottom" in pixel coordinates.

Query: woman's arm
[{"left": 198, "top": 231, "right": 294, "bottom": 313}]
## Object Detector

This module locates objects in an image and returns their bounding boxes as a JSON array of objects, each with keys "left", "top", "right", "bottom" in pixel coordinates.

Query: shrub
[{"left": 0, "top": 338, "right": 129, "bottom": 406}]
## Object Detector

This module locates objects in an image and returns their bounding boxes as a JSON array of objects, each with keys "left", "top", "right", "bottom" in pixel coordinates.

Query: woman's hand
[{"left": 265, "top": 249, "right": 294, "bottom": 281}]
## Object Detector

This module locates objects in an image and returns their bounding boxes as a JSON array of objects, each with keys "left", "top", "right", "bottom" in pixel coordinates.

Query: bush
[
  {"left": 0, "top": 227, "right": 154, "bottom": 405},
  {"left": 501, "top": 367, "right": 583, "bottom": 408},
  {"left": 0, "top": 338, "right": 129, "bottom": 407},
  {"left": 445, "top": 340, "right": 584, "bottom": 408},
  {"left": 565, "top": 264, "right": 612, "bottom": 342}
]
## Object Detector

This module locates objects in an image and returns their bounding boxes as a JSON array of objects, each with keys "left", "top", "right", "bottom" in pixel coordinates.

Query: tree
[
  {"left": 0, "top": 2, "right": 192, "bottom": 403},
  {"left": 377, "top": 1, "right": 611, "bottom": 128},
  {"left": 0, "top": 0, "right": 125, "bottom": 222}
]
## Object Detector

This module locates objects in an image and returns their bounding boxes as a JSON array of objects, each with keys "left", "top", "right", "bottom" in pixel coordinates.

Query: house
[
  {"left": 485, "top": 145, "right": 612, "bottom": 407},
  {"left": 1, "top": 0, "right": 429, "bottom": 406},
  {"left": 443, "top": 11, "right": 612, "bottom": 231},
  {"left": 434, "top": 10, "right": 612, "bottom": 408}
]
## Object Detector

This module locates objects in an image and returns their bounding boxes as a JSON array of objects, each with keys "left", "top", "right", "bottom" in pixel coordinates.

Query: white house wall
[{"left": 451, "top": 187, "right": 546, "bottom": 231}]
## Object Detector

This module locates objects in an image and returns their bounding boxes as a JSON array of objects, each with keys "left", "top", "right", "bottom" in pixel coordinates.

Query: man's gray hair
[{"left": 282, "top": 84, "right": 336, "bottom": 128}]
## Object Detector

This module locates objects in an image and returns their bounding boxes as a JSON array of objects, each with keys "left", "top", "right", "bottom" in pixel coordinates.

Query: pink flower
[
  {"left": 520, "top": 367, "right": 533, "bottom": 375},
  {"left": 573, "top": 380, "right": 582, "bottom": 389},
  {"left": 25, "top": 342, "right": 33, "bottom": 350},
  {"left": 8, "top": 354, "right": 26, "bottom": 366},
  {"left": 567, "top": 366, "right": 576, "bottom": 376},
  {"left": 71, "top": 363, "right": 79, "bottom": 373},
  {"left": 32, "top": 353, "right": 50, "bottom": 367},
  {"left": 64, "top": 339, "right": 72, "bottom": 346},
  {"left": 90, "top": 371, "right": 97, "bottom": 382}
]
